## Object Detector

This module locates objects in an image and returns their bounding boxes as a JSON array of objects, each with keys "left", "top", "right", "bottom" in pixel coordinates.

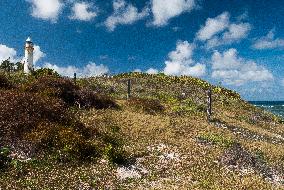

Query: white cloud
[
  {"left": 43, "top": 62, "right": 109, "bottom": 77},
  {"left": 69, "top": 2, "right": 97, "bottom": 21},
  {"left": 206, "top": 23, "right": 250, "bottom": 48},
  {"left": 0, "top": 44, "right": 17, "bottom": 63},
  {"left": 146, "top": 68, "right": 159, "bottom": 74},
  {"left": 105, "top": 0, "right": 149, "bottom": 31},
  {"left": 211, "top": 48, "right": 241, "bottom": 70},
  {"left": 27, "top": 0, "right": 64, "bottom": 22},
  {"left": 196, "top": 12, "right": 230, "bottom": 41},
  {"left": 81, "top": 62, "right": 109, "bottom": 77},
  {"left": 151, "top": 0, "right": 196, "bottom": 26},
  {"left": 211, "top": 48, "right": 273, "bottom": 86},
  {"left": 163, "top": 41, "right": 206, "bottom": 77},
  {"left": 183, "top": 63, "right": 206, "bottom": 77},
  {"left": 196, "top": 12, "right": 251, "bottom": 48},
  {"left": 43, "top": 63, "right": 77, "bottom": 76},
  {"left": 252, "top": 29, "right": 284, "bottom": 50},
  {"left": 222, "top": 23, "right": 251, "bottom": 42},
  {"left": 33, "top": 45, "right": 46, "bottom": 64},
  {"left": 0, "top": 43, "right": 45, "bottom": 65}
]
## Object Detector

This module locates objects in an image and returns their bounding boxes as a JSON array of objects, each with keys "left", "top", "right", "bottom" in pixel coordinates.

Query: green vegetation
[
  {"left": 0, "top": 59, "right": 23, "bottom": 73},
  {"left": 0, "top": 71, "right": 283, "bottom": 189},
  {"left": 197, "top": 133, "right": 236, "bottom": 148}
]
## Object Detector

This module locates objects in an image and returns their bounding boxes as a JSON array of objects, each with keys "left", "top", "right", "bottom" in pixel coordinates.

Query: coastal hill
[{"left": 0, "top": 70, "right": 284, "bottom": 189}]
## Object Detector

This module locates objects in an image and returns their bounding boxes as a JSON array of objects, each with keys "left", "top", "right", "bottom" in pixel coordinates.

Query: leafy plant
[
  {"left": 197, "top": 133, "right": 236, "bottom": 148},
  {"left": 0, "top": 74, "right": 13, "bottom": 89},
  {"left": 0, "top": 147, "right": 11, "bottom": 170},
  {"left": 32, "top": 68, "right": 60, "bottom": 78},
  {"left": 76, "top": 88, "right": 119, "bottom": 109}
]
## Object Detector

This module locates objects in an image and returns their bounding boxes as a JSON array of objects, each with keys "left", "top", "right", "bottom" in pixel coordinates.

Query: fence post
[
  {"left": 207, "top": 88, "right": 212, "bottom": 122},
  {"left": 74, "top": 73, "right": 77, "bottom": 85},
  {"left": 127, "top": 79, "right": 131, "bottom": 99}
]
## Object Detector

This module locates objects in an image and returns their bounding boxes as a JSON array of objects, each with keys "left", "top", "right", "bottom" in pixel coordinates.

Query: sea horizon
[{"left": 249, "top": 101, "right": 284, "bottom": 118}]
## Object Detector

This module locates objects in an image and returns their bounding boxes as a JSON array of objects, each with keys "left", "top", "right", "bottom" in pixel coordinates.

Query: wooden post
[
  {"left": 207, "top": 89, "right": 212, "bottom": 122},
  {"left": 127, "top": 79, "right": 131, "bottom": 99},
  {"left": 74, "top": 73, "right": 77, "bottom": 85}
]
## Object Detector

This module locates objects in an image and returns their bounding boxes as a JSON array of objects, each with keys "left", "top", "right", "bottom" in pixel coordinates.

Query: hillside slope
[{"left": 1, "top": 72, "right": 284, "bottom": 189}]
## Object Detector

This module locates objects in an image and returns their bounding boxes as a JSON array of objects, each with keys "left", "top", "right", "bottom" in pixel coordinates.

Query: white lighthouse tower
[{"left": 24, "top": 37, "right": 34, "bottom": 74}]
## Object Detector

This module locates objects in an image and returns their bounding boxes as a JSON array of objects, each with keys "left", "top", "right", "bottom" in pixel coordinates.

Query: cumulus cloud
[
  {"left": 196, "top": 12, "right": 230, "bottom": 41},
  {"left": 211, "top": 48, "right": 241, "bottom": 70},
  {"left": 0, "top": 44, "right": 17, "bottom": 63},
  {"left": 222, "top": 23, "right": 251, "bottom": 42},
  {"left": 211, "top": 48, "right": 273, "bottom": 86},
  {"left": 252, "top": 29, "right": 284, "bottom": 50},
  {"left": 163, "top": 41, "right": 206, "bottom": 77},
  {"left": 69, "top": 2, "right": 97, "bottom": 21},
  {"left": 196, "top": 12, "right": 251, "bottom": 48},
  {"left": 0, "top": 43, "right": 45, "bottom": 66},
  {"left": 33, "top": 45, "right": 46, "bottom": 64},
  {"left": 105, "top": 0, "right": 149, "bottom": 31},
  {"left": 151, "top": 0, "right": 196, "bottom": 26},
  {"left": 43, "top": 62, "right": 109, "bottom": 77},
  {"left": 27, "top": 0, "right": 64, "bottom": 22},
  {"left": 146, "top": 68, "right": 159, "bottom": 74}
]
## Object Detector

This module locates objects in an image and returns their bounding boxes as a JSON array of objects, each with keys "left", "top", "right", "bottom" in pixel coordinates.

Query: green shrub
[
  {"left": 0, "top": 89, "right": 100, "bottom": 160},
  {"left": 0, "top": 84, "right": 125, "bottom": 162},
  {"left": 76, "top": 88, "right": 119, "bottom": 109},
  {"left": 0, "top": 74, "right": 13, "bottom": 89},
  {"left": 0, "top": 147, "right": 11, "bottom": 170},
  {"left": 197, "top": 133, "right": 236, "bottom": 148},
  {"left": 172, "top": 99, "right": 205, "bottom": 114},
  {"left": 32, "top": 68, "right": 60, "bottom": 78},
  {"left": 25, "top": 76, "right": 79, "bottom": 105},
  {"left": 156, "top": 93, "right": 178, "bottom": 105},
  {"left": 25, "top": 77, "right": 118, "bottom": 110},
  {"left": 28, "top": 122, "right": 99, "bottom": 161},
  {"left": 100, "top": 121, "right": 128, "bottom": 164}
]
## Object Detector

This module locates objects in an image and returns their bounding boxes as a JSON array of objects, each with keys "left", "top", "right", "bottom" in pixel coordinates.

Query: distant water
[{"left": 249, "top": 101, "right": 284, "bottom": 118}]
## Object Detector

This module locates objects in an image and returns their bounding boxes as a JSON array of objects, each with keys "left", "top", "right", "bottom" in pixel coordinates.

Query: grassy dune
[{"left": 0, "top": 72, "right": 284, "bottom": 189}]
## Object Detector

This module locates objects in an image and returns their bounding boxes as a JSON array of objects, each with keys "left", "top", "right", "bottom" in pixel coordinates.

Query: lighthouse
[{"left": 24, "top": 37, "right": 34, "bottom": 74}]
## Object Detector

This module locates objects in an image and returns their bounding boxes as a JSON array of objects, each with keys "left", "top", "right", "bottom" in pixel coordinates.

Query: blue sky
[{"left": 0, "top": 0, "right": 284, "bottom": 100}]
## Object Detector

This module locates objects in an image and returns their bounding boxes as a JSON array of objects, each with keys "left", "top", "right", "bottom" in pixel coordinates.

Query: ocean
[{"left": 249, "top": 101, "right": 284, "bottom": 118}]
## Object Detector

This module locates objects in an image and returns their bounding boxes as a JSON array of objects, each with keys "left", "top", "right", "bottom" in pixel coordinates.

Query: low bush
[
  {"left": 0, "top": 80, "right": 125, "bottom": 162},
  {"left": 32, "top": 68, "right": 60, "bottom": 78},
  {"left": 0, "top": 147, "right": 11, "bottom": 170},
  {"left": 156, "top": 93, "right": 179, "bottom": 105},
  {"left": 25, "top": 77, "right": 118, "bottom": 110},
  {"left": 172, "top": 99, "right": 206, "bottom": 115},
  {"left": 25, "top": 76, "right": 79, "bottom": 106},
  {"left": 92, "top": 116, "right": 127, "bottom": 164},
  {"left": 0, "top": 89, "right": 101, "bottom": 160},
  {"left": 127, "top": 97, "right": 164, "bottom": 114},
  {"left": 26, "top": 122, "right": 99, "bottom": 161},
  {"left": 197, "top": 133, "right": 236, "bottom": 148},
  {"left": 76, "top": 88, "right": 119, "bottom": 109},
  {"left": 0, "top": 74, "right": 13, "bottom": 89},
  {"left": 0, "top": 90, "right": 70, "bottom": 129}
]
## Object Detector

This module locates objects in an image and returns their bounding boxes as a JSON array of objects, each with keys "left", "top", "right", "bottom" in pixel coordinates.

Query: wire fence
[{"left": 73, "top": 73, "right": 214, "bottom": 120}]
